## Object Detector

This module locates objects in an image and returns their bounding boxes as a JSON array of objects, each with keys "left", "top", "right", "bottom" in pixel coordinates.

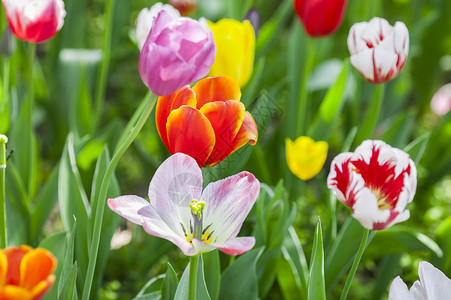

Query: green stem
[
  {"left": 27, "top": 43, "right": 36, "bottom": 199},
  {"left": 91, "top": 0, "right": 116, "bottom": 134},
  {"left": 295, "top": 37, "right": 316, "bottom": 137},
  {"left": 81, "top": 92, "right": 157, "bottom": 300},
  {"left": 354, "top": 84, "right": 384, "bottom": 146},
  {"left": 0, "top": 134, "right": 7, "bottom": 248},
  {"left": 189, "top": 255, "right": 199, "bottom": 300},
  {"left": 339, "top": 228, "right": 370, "bottom": 300}
]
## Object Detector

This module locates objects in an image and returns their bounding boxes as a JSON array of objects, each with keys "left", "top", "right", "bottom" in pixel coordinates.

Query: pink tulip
[
  {"left": 2, "top": 0, "right": 66, "bottom": 43},
  {"left": 430, "top": 84, "right": 451, "bottom": 116},
  {"left": 327, "top": 140, "right": 417, "bottom": 230},
  {"left": 108, "top": 153, "right": 260, "bottom": 256},
  {"left": 139, "top": 10, "right": 216, "bottom": 96},
  {"left": 348, "top": 17, "right": 409, "bottom": 83}
]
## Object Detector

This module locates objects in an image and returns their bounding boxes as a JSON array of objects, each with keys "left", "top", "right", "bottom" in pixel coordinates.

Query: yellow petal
[
  {"left": 208, "top": 19, "right": 255, "bottom": 87},
  {"left": 285, "top": 136, "right": 328, "bottom": 180}
]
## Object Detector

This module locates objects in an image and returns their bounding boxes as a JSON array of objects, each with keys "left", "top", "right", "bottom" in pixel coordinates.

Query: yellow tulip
[
  {"left": 286, "top": 136, "right": 328, "bottom": 180},
  {"left": 208, "top": 19, "right": 255, "bottom": 87}
]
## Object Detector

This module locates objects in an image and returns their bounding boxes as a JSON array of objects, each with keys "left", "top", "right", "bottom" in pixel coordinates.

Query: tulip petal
[
  {"left": 200, "top": 100, "right": 245, "bottom": 167},
  {"left": 30, "top": 274, "right": 55, "bottom": 300},
  {"left": 3, "top": 245, "right": 32, "bottom": 285},
  {"left": 201, "top": 171, "right": 260, "bottom": 243},
  {"left": 156, "top": 86, "right": 197, "bottom": 149},
  {"left": 0, "top": 285, "right": 31, "bottom": 300},
  {"left": 192, "top": 77, "right": 241, "bottom": 109},
  {"left": 192, "top": 236, "right": 255, "bottom": 256},
  {"left": 0, "top": 251, "right": 6, "bottom": 287},
  {"left": 285, "top": 137, "right": 328, "bottom": 180},
  {"left": 140, "top": 205, "right": 196, "bottom": 256},
  {"left": 107, "top": 195, "right": 150, "bottom": 225},
  {"left": 148, "top": 153, "right": 203, "bottom": 237},
  {"left": 388, "top": 276, "right": 414, "bottom": 300},
  {"left": 418, "top": 261, "right": 451, "bottom": 298},
  {"left": 20, "top": 249, "right": 57, "bottom": 291},
  {"left": 166, "top": 105, "right": 215, "bottom": 167}
]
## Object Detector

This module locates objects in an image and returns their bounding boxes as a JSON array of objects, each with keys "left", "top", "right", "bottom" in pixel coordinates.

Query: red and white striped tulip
[
  {"left": 348, "top": 17, "right": 409, "bottom": 84},
  {"left": 327, "top": 140, "right": 417, "bottom": 230}
]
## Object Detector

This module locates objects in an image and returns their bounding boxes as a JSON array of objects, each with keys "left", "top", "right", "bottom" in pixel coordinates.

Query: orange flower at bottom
[
  {"left": 0, "top": 245, "right": 57, "bottom": 300},
  {"left": 156, "top": 76, "right": 258, "bottom": 167}
]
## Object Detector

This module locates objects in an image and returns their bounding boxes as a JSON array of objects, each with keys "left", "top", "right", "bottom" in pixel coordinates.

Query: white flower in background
[
  {"left": 389, "top": 261, "right": 451, "bottom": 299},
  {"left": 348, "top": 17, "right": 409, "bottom": 84},
  {"left": 136, "top": 2, "right": 180, "bottom": 50}
]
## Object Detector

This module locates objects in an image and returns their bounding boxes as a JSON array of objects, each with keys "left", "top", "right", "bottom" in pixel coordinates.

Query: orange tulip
[
  {"left": 156, "top": 76, "right": 258, "bottom": 167},
  {"left": 0, "top": 245, "right": 57, "bottom": 300}
]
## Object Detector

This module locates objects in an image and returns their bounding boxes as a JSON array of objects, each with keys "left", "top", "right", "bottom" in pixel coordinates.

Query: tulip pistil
[{"left": 184, "top": 199, "right": 213, "bottom": 243}]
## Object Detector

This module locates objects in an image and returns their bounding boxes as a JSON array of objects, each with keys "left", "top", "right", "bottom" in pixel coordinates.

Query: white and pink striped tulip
[
  {"left": 108, "top": 153, "right": 260, "bottom": 256},
  {"left": 327, "top": 140, "right": 417, "bottom": 230},
  {"left": 348, "top": 17, "right": 409, "bottom": 84}
]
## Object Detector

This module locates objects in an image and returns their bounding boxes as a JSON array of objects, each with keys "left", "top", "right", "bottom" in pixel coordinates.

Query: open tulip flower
[
  {"left": 2, "top": 0, "right": 66, "bottom": 43},
  {"left": 135, "top": 3, "right": 181, "bottom": 51},
  {"left": 0, "top": 245, "right": 57, "bottom": 300},
  {"left": 108, "top": 153, "right": 260, "bottom": 256},
  {"left": 293, "top": 0, "right": 348, "bottom": 37},
  {"left": 156, "top": 76, "right": 258, "bottom": 167},
  {"left": 348, "top": 17, "right": 409, "bottom": 84},
  {"left": 327, "top": 140, "right": 417, "bottom": 230},
  {"left": 139, "top": 9, "right": 216, "bottom": 96},
  {"left": 208, "top": 19, "right": 255, "bottom": 87},
  {"left": 389, "top": 261, "right": 451, "bottom": 299},
  {"left": 285, "top": 136, "right": 328, "bottom": 180}
]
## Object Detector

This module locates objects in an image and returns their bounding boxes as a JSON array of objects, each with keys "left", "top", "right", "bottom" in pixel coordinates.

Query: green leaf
[
  {"left": 365, "top": 226, "right": 443, "bottom": 259},
  {"left": 133, "top": 292, "right": 161, "bottom": 300},
  {"left": 174, "top": 256, "right": 211, "bottom": 300},
  {"left": 135, "top": 275, "right": 165, "bottom": 298},
  {"left": 309, "top": 61, "right": 349, "bottom": 140},
  {"left": 370, "top": 254, "right": 402, "bottom": 300},
  {"left": 354, "top": 84, "right": 384, "bottom": 146},
  {"left": 281, "top": 227, "right": 309, "bottom": 299},
  {"left": 277, "top": 257, "right": 303, "bottom": 300},
  {"left": 30, "top": 165, "right": 59, "bottom": 244},
  {"left": 161, "top": 262, "right": 179, "bottom": 300},
  {"left": 58, "top": 222, "right": 77, "bottom": 297},
  {"left": 436, "top": 216, "right": 451, "bottom": 275},
  {"left": 308, "top": 219, "right": 325, "bottom": 300},
  {"left": 257, "top": 246, "right": 282, "bottom": 298},
  {"left": 404, "top": 133, "right": 430, "bottom": 165},
  {"left": 58, "top": 262, "right": 78, "bottom": 300},
  {"left": 380, "top": 109, "right": 416, "bottom": 148},
  {"left": 39, "top": 232, "right": 67, "bottom": 300},
  {"left": 202, "top": 251, "right": 221, "bottom": 300},
  {"left": 219, "top": 248, "right": 264, "bottom": 300}
]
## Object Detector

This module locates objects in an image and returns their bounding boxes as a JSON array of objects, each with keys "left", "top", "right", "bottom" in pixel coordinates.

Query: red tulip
[
  {"left": 156, "top": 76, "right": 258, "bottom": 167},
  {"left": 293, "top": 0, "right": 347, "bottom": 37}
]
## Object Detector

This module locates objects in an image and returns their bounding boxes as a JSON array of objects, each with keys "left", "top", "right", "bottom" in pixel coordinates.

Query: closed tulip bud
[
  {"left": 139, "top": 10, "right": 216, "bottom": 96},
  {"left": 293, "top": 0, "right": 347, "bottom": 37},
  {"left": 286, "top": 136, "right": 328, "bottom": 180},
  {"left": 348, "top": 17, "right": 409, "bottom": 84},
  {"left": 1, "top": 0, "right": 66, "bottom": 43},
  {"left": 208, "top": 19, "right": 255, "bottom": 87},
  {"left": 430, "top": 84, "right": 451, "bottom": 116},
  {"left": 135, "top": 3, "right": 181, "bottom": 51}
]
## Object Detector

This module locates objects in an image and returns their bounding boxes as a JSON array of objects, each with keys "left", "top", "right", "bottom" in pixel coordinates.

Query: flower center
[{"left": 180, "top": 200, "right": 214, "bottom": 245}]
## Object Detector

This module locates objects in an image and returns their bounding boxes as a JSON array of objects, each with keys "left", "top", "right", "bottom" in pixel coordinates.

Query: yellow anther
[{"left": 190, "top": 199, "right": 206, "bottom": 220}]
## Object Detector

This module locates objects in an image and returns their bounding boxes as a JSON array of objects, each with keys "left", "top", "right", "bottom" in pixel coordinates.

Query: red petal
[
  {"left": 3, "top": 246, "right": 32, "bottom": 286},
  {"left": 166, "top": 105, "right": 215, "bottom": 167},
  {"left": 192, "top": 77, "right": 241, "bottom": 109},
  {"left": 156, "top": 86, "right": 197, "bottom": 149},
  {"left": 200, "top": 101, "right": 245, "bottom": 167}
]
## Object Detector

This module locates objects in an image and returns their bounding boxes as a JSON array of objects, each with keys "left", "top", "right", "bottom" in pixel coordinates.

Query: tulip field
[{"left": 1, "top": 0, "right": 451, "bottom": 299}]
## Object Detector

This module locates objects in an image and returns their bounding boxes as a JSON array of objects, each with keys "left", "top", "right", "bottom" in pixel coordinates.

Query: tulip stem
[
  {"left": 295, "top": 37, "right": 316, "bottom": 137},
  {"left": 81, "top": 92, "right": 157, "bottom": 300},
  {"left": 339, "top": 228, "right": 370, "bottom": 300},
  {"left": 0, "top": 135, "right": 7, "bottom": 248},
  {"left": 189, "top": 255, "right": 199, "bottom": 300},
  {"left": 91, "top": 0, "right": 116, "bottom": 134}
]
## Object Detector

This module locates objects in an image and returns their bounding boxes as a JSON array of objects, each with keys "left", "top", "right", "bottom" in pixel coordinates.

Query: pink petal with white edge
[
  {"left": 192, "top": 237, "right": 256, "bottom": 256},
  {"left": 148, "top": 153, "right": 203, "bottom": 239},
  {"left": 418, "top": 261, "right": 451, "bottom": 298},
  {"left": 139, "top": 205, "right": 196, "bottom": 256},
  {"left": 201, "top": 171, "right": 260, "bottom": 243},
  {"left": 107, "top": 195, "right": 150, "bottom": 225}
]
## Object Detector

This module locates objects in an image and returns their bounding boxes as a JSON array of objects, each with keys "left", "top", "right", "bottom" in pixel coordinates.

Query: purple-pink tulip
[
  {"left": 138, "top": 10, "right": 216, "bottom": 96},
  {"left": 108, "top": 153, "right": 260, "bottom": 256}
]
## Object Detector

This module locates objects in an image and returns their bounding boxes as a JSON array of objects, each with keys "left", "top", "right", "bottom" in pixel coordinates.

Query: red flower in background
[
  {"left": 293, "top": 0, "right": 347, "bottom": 37},
  {"left": 327, "top": 140, "right": 417, "bottom": 230},
  {"left": 156, "top": 76, "right": 258, "bottom": 168}
]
